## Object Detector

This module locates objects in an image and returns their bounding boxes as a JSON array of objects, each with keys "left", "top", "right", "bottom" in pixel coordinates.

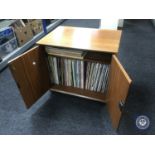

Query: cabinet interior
[{"left": 44, "top": 46, "right": 112, "bottom": 103}]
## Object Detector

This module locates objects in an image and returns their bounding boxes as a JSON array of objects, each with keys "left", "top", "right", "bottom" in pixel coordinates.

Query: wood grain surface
[{"left": 37, "top": 26, "right": 122, "bottom": 54}]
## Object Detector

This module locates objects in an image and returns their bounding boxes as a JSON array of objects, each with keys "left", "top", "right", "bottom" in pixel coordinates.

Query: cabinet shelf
[{"left": 50, "top": 85, "right": 107, "bottom": 103}]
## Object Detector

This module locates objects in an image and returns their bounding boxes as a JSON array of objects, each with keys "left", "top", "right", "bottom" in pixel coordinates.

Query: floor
[
  {"left": 0, "top": 19, "right": 154, "bottom": 134},
  {"left": 118, "top": 20, "right": 155, "bottom": 134},
  {"left": 0, "top": 68, "right": 115, "bottom": 134}
]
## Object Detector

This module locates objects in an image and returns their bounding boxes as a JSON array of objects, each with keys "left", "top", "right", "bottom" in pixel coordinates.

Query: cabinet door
[
  {"left": 9, "top": 46, "right": 51, "bottom": 108},
  {"left": 106, "top": 55, "right": 132, "bottom": 129}
]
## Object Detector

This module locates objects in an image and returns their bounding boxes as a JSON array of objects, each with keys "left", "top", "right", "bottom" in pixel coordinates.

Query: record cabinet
[{"left": 9, "top": 26, "right": 132, "bottom": 129}]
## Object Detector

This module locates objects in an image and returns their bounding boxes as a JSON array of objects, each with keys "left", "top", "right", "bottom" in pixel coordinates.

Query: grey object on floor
[{"left": 0, "top": 19, "right": 116, "bottom": 135}]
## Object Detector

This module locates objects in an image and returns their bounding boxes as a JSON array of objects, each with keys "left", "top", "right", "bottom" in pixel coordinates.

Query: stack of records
[
  {"left": 45, "top": 46, "right": 86, "bottom": 60},
  {"left": 46, "top": 46, "right": 110, "bottom": 93},
  {"left": 85, "top": 62, "right": 109, "bottom": 93},
  {"left": 48, "top": 56, "right": 84, "bottom": 89}
]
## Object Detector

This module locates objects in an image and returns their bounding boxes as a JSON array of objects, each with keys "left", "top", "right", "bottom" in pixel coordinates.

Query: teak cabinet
[{"left": 9, "top": 26, "right": 132, "bottom": 129}]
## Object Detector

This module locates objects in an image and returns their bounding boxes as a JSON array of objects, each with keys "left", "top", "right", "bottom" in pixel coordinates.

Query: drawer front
[
  {"left": 9, "top": 46, "right": 50, "bottom": 108},
  {"left": 106, "top": 55, "right": 132, "bottom": 129}
]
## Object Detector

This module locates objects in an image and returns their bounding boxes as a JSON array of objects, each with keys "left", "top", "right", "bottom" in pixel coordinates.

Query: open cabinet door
[
  {"left": 9, "top": 46, "right": 51, "bottom": 108},
  {"left": 106, "top": 55, "right": 132, "bottom": 129}
]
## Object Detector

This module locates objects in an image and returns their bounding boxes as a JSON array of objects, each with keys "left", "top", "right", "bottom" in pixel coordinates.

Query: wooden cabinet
[{"left": 9, "top": 26, "right": 132, "bottom": 129}]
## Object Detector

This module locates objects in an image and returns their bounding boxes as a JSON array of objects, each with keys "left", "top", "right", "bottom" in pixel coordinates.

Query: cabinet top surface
[{"left": 37, "top": 26, "right": 122, "bottom": 53}]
